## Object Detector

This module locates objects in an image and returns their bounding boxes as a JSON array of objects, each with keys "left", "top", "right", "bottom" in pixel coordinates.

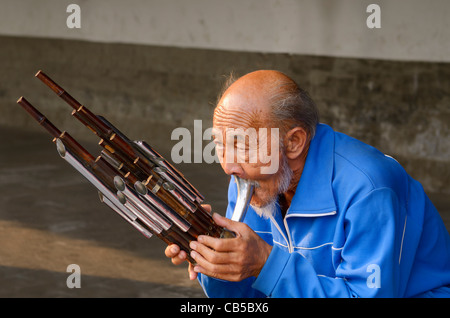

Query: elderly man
[{"left": 165, "top": 70, "right": 450, "bottom": 298}]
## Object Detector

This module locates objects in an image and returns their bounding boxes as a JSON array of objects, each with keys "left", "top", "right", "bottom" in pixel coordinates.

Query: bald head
[
  {"left": 222, "top": 70, "right": 293, "bottom": 100},
  {"left": 214, "top": 70, "right": 319, "bottom": 139},
  {"left": 214, "top": 71, "right": 281, "bottom": 129}
]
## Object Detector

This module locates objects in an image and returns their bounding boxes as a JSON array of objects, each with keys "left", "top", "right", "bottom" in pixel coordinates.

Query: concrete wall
[
  {"left": 0, "top": 1, "right": 449, "bottom": 194},
  {"left": 1, "top": 0, "right": 450, "bottom": 62}
]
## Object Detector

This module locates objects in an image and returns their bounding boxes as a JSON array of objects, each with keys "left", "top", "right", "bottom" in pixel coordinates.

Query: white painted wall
[{"left": 1, "top": 0, "right": 449, "bottom": 62}]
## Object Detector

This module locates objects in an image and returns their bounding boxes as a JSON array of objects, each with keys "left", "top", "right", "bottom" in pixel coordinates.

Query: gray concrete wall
[
  {"left": 1, "top": 35, "right": 449, "bottom": 195},
  {"left": 1, "top": 0, "right": 450, "bottom": 63}
]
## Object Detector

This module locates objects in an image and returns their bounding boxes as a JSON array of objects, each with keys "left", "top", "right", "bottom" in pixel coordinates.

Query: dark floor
[{"left": 0, "top": 126, "right": 448, "bottom": 298}]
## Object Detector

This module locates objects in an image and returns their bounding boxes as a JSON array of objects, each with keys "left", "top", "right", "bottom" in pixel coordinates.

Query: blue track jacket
[{"left": 198, "top": 123, "right": 450, "bottom": 298}]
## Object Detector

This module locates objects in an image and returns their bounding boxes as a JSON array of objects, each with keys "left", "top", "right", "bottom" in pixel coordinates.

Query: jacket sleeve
[{"left": 252, "top": 187, "right": 404, "bottom": 297}]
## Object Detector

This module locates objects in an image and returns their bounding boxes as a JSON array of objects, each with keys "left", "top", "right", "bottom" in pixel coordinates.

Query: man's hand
[
  {"left": 164, "top": 243, "right": 198, "bottom": 280},
  {"left": 165, "top": 204, "right": 272, "bottom": 282},
  {"left": 164, "top": 204, "right": 214, "bottom": 281},
  {"left": 190, "top": 213, "right": 272, "bottom": 282}
]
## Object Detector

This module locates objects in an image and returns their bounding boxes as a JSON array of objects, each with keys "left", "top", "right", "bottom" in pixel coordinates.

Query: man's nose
[{"left": 222, "top": 157, "right": 244, "bottom": 176}]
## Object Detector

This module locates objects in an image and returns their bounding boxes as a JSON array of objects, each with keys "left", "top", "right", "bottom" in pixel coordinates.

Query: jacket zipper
[
  {"left": 283, "top": 216, "right": 294, "bottom": 253},
  {"left": 269, "top": 214, "right": 293, "bottom": 253}
]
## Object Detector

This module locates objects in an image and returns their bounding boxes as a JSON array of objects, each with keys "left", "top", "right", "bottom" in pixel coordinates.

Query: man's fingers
[
  {"left": 197, "top": 232, "right": 241, "bottom": 253},
  {"left": 165, "top": 244, "right": 187, "bottom": 265},
  {"left": 212, "top": 212, "right": 231, "bottom": 226},
  {"left": 165, "top": 244, "right": 179, "bottom": 257},
  {"left": 188, "top": 263, "right": 198, "bottom": 280},
  {"left": 201, "top": 204, "right": 212, "bottom": 213},
  {"left": 190, "top": 240, "right": 234, "bottom": 264},
  {"left": 192, "top": 261, "right": 237, "bottom": 282},
  {"left": 211, "top": 213, "right": 251, "bottom": 239}
]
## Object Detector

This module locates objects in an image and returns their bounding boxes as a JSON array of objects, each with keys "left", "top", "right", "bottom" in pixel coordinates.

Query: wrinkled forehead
[
  {"left": 212, "top": 105, "right": 277, "bottom": 146},
  {"left": 213, "top": 104, "right": 261, "bottom": 130},
  {"left": 213, "top": 92, "right": 272, "bottom": 130}
]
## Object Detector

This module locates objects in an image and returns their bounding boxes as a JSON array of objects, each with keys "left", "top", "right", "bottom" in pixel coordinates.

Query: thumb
[
  {"left": 201, "top": 204, "right": 212, "bottom": 214},
  {"left": 212, "top": 212, "right": 242, "bottom": 233}
]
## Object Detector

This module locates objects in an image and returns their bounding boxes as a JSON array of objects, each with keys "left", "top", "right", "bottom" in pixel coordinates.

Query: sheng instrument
[{"left": 16, "top": 70, "right": 254, "bottom": 264}]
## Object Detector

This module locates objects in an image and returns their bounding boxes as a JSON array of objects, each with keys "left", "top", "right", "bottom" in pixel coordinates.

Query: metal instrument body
[
  {"left": 231, "top": 176, "right": 255, "bottom": 222},
  {"left": 16, "top": 71, "right": 256, "bottom": 263}
]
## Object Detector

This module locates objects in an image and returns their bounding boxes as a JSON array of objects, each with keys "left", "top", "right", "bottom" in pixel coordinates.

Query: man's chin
[
  {"left": 249, "top": 196, "right": 269, "bottom": 209},
  {"left": 250, "top": 187, "right": 278, "bottom": 207},
  {"left": 250, "top": 195, "right": 278, "bottom": 219}
]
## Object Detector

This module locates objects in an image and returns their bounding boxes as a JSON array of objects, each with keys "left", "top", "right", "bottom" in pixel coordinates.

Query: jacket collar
[{"left": 286, "top": 123, "right": 337, "bottom": 217}]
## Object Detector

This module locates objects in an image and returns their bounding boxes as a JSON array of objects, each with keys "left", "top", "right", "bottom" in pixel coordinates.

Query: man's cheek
[{"left": 257, "top": 128, "right": 280, "bottom": 175}]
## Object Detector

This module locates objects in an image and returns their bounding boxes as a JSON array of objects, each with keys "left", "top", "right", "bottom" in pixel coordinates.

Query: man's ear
[{"left": 284, "top": 127, "right": 308, "bottom": 160}]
